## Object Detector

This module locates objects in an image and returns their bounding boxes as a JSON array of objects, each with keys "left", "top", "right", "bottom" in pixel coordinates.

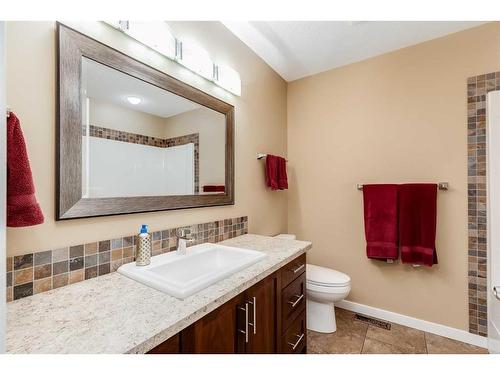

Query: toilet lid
[{"left": 306, "top": 264, "right": 351, "bottom": 287}]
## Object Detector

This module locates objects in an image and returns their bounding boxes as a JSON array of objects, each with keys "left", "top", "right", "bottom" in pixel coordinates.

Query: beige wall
[
  {"left": 8, "top": 20, "right": 495, "bottom": 331},
  {"left": 287, "top": 22, "right": 500, "bottom": 330},
  {"left": 6, "top": 21, "right": 288, "bottom": 256},
  {"left": 164, "top": 108, "right": 226, "bottom": 187},
  {"left": 89, "top": 98, "right": 166, "bottom": 138}
]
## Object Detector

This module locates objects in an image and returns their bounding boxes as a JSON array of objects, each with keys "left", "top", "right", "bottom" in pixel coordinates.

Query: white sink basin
[{"left": 118, "top": 243, "right": 267, "bottom": 299}]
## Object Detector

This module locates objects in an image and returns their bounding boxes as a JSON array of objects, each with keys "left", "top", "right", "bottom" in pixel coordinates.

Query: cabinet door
[
  {"left": 181, "top": 294, "right": 246, "bottom": 353},
  {"left": 147, "top": 334, "right": 181, "bottom": 354},
  {"left": 244, "top": 274, "right": 277, "bottom": 353}
]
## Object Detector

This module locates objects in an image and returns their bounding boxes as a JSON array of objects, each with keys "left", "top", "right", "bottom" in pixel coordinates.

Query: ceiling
[
  {"left": 82, "top": 57, "right": 200, "bottom": 118},
  {"left": 222, "top": 21, "right": 486, "bottom": 81}
]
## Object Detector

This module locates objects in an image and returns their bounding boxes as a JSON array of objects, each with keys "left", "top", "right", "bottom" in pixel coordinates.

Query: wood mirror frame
[{"left": 56, "top": 23, "right": 234, "bottom": 220}]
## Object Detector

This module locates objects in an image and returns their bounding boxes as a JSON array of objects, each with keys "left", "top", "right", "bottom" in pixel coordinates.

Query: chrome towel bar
[
  {"left": 356, "top": 182, "right": 449, "bottom": 191},
  {"left": 257, "top": 153, "right": 288, "bottom": 162}
]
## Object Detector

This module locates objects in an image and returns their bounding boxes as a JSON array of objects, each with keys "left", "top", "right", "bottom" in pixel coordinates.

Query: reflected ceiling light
[{"left": 127, "top": 96, "right": 142, "bottom": 105}]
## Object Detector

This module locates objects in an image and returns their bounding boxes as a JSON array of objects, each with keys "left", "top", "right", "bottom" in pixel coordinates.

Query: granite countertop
[{"left": 6, "top": 234, "right": 311, "bottom": 354}]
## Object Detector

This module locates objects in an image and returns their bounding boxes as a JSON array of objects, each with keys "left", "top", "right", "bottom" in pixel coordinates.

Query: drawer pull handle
[
  {"left": 238, "top": 303, "right": 249, "bottom": 343},
  {"left": 494, "top": 286, "right": 500, "bottom": 300},
  {"left": 287, "top": 333, "right": 305, "bottom": 351},
  {"left": 288, "top": 294, "right": 304, "bottom": 308},
  {"left": 291, "top": 264, "right": 305, "bottom": 274},
  {"left": 247, "top": 296, "right": 257, "bottom": 334}
]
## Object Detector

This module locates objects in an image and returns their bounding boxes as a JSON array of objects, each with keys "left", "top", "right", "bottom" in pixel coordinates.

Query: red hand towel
[
  {"left": 265, "top": 155, "right": 288, "bottom": 190},
  {"left": 7, "top": 113, "right": 44, "bottom": 227},
  {"left": 265, "top": 155, "right": 279, "bottom": 190},
  {"left": 202, "top": 185, "right": 225, "bottom": 193},
  {"left": 399, "top": 183, "right": 438, "bottom": 267},
  {"left": 363, "top": 184, "right": 399, "bottom": 261},
  {"left": 277, "top": 156, "right": 288, "bottom": 190}
]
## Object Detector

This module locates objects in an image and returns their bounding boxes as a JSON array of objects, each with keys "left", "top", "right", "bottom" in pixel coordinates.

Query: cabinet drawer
[
  {"left": 281, "top": 312, "right": 306, "bottom": 354},
  {"left": 281, "top": 271, "right": 306, "bottom": 332},
  {"left": 281, "top": 253, "right": 306, "bottom": 288}
]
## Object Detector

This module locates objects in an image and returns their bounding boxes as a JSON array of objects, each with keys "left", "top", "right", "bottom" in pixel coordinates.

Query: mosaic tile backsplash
[
  {"left": 466, "top": 73, "right": 498, "bottom": 337},
  {"left": 6, "top": 216, "right": 248, "bottom": 302}
]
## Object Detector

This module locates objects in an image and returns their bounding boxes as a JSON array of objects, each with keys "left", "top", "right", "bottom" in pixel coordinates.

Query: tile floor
[{"left": 307, "top": 308, "right": 488, "bottom": 354}]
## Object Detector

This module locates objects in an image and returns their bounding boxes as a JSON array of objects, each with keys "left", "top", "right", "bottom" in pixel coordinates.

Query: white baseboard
[{"left": 336, "top": 300, "right": 488, "bottom": 349}]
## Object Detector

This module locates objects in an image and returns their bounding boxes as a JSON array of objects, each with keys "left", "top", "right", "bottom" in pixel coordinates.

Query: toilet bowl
[
  {"left": 274, "top": 234, "right": 351, "bottom": 333},
  {"left": 306, "top": 264, "right": 351, "bottom": 333}
]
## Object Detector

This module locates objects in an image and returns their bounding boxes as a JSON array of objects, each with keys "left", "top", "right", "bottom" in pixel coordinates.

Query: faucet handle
[{"left": 177, "top": 228, "right": 191, "bottom": 238}]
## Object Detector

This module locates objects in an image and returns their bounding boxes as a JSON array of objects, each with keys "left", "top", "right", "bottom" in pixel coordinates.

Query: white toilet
[
  {"left": 306, "top": 264, "right": 351, "bottom": 333},
  {"left": 275, "top": 234, "right": 351, "bottom": 333}
]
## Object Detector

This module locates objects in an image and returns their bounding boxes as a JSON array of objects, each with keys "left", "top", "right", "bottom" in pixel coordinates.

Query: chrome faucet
[{"left": 177, "top": 228, "right": 194, "bottom": 255}]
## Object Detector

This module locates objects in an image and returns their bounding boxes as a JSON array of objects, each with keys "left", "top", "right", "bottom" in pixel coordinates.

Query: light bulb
[{"left": 127, "top": 96, "right": 142, "bottom": 105}]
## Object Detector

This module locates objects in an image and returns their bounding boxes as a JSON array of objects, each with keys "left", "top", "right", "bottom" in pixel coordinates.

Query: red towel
[
  {"left": 265, "top": 155, "right": 288, "bottom": 190},
  {"left": 265, "top": 155, "right": 279, "bottom": 189},
  {"left": 7, "top": 113, "right": 44, "bottom": 227},
  {"left": 399, "top": 184, "right": 438, "bottom": 266},
  {"left": 363, "top": 184, "right": 399, "bottom": 261},
  {"left": 202, "top": 185, "right": 225, "bottom": 193},
  {"left": 277, "top": 156, "right": 288, "bottom": 190}
]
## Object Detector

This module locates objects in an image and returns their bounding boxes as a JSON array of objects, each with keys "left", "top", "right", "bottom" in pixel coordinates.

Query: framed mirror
[{"left": 56, "top": 23, "right": 234, "bottom": 220}]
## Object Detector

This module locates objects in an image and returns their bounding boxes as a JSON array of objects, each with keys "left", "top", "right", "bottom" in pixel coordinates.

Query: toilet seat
[
  {"left": 307, "top": 281, "right": 351, "bottom": 294},
  {"left": 306, "top": 264, "right": 351, "bottom": 288},
  {"left": 307, "top": 279, "right": 350, "bottom": 288}
]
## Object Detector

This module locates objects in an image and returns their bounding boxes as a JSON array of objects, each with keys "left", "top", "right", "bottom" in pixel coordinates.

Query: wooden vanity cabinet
[
  {"left": 147, "top": 334, "right": 181, "bottom": 354},
  {"left": 278, "top": 253, "right": 307, "bottom": 354},
  {"left": 148, "top": 254, "right": 306, "bottom": 354},
  {"left": 181, "top": 294, "right": 247, "bottom": 353},
  {"left": 241, "top": 273, "right": 278, "bottom": 353}
]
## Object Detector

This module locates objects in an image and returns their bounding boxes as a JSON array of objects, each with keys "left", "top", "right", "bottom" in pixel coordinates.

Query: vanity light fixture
[
  {"left": 126, "top": 96, "right": 142, "bottom": 105},
  {"left": 214, "top": 64, "right": 241, "bottom": 97},
  {"left": 176, "top": 40, "right": 214, "bottom": 80},
  {"left": 126, "top": 21, "right": 177, "bottom": 60},
  {"left": 104, "top": 20, "right": 127, "bottom": 31},
  {"left": 103, "top": 21, "right": 242, "bottom": 97},
  {"left": 105, "top": 21, "right": 176, "bottom": 59}
]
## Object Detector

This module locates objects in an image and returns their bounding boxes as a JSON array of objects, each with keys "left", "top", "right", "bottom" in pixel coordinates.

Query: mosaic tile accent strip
[
  {"left": 165, "top": 133, "right": 200, "bottom": 194},
  {"left": 86, "top": 125, "right": 200, "bottom": 193},
  {"left": 466, "top": 72, "right": 498, "bottom": 337},
  {"left": 6, "top": 216, "right": 248, "bottom": 302}
]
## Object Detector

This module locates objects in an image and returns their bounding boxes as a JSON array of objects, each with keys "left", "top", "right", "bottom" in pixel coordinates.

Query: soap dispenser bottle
[{"left": 136, "top": 224, "right": 151, "bottom": 266}]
